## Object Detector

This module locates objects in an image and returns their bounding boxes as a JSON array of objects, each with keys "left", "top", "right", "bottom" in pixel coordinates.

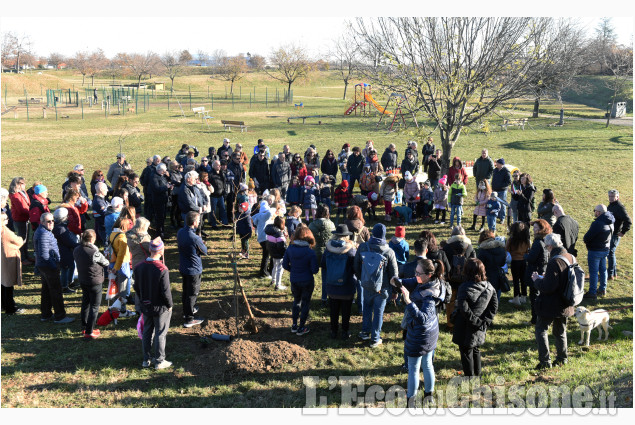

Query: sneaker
[
  {"left": 370, "top": 339, "right": 383, "bottom": 348},
  {"left": 63, "top": 287, "right": 76, "bottom": 294},
  {"left": 583, "top": 292, "right": 597, "bottom": 300},
  {"left": 183, "top": 318, "right": 204, "bottom": 328},
  {"left": 358, "top": 331, "right": 371, "bottom": 341},
  {"left": 7, "top": 308, "right": 26, "bottom": 315},
  {"left": 440, "top": 221, "right": 445, "bottom": 225},
  {"left": 154, "top": 360, "right": 173, "bottom": 370},
  {"left": 40, "top": 315, "right": 53, "bottom": 322},
  {"left": 119, "top": 310, "right": 136, "bottom": 318},
  {"left": 83, "top": 329, "right": 101, "bottom": 339},
  {"left": 535, "top": 362, "right": 552, "bottom": 370},
  {"left": 142, "top": 359, "right": 153, "bottom": 368},
  {"left": 508, "top": 297, "right": 521, "bottom": 306},
  {"left": 291, "top": 324, "right": 299, "bottom": 333},
  {"left": 54, "top": 316, "right": 75, "bottom": 324},
  {"left": 275, "top": 285, "right": 287, "bottom": 291},
  {"left": 434, "top": 220, "right": 439, "bottom": 224},
  {"left": 597, "top": 290, "right": 606, "bottom": 297},
  {"left": 296, "top": 326, "right": 310, "bottom": 336}
]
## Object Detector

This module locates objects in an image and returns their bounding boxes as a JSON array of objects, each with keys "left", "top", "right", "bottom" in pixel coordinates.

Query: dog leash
[{"left": 597, "top": 304, "right": 633, "bottom": 313}]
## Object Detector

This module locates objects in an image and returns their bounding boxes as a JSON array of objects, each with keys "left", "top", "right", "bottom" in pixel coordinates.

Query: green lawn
[{"left": 1, "top": 72, "right": 633, "bottom": 408}]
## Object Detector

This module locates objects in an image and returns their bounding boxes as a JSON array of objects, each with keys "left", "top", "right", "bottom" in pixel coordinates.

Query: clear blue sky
[{"left": 1, "top": 2, "right": 632, "bottom": 59}]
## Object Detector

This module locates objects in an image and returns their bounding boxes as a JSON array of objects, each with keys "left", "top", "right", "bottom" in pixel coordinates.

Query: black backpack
[{"left": 449, "top": 245, "right": 467, "bottom": 285}]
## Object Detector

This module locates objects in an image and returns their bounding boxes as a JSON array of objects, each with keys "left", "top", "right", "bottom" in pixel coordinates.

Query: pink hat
[
  {"left": 304, "top": 176, "right": 315, "bottom": 184},
  {"left": 438, "top": 175, "right": 447, "bottom": 186}
]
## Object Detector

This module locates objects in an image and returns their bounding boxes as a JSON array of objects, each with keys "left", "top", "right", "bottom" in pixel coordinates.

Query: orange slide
[{"left": 364, "top": 93, "right": 392, "bottom": 115}]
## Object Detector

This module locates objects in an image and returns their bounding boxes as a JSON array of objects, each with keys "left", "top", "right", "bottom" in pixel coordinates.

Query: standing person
[
  {"left": 282, "top": 225, "right": 319, "bottom": 335},
  {"left": 124, "top": 173, "right": 144, "bottom": 213},
  {"left": 470, "top": 180, "right": 491, "bottom": 232},
  {"left": 426, "top": 154, "right": 441, "bottom": 189},
  {"left": 380, "top": 175, "right": 399, "bottom": 222},
  {"left": 218, "top": 138, "right": 233, "bottom": 158},
  {"left": 537, "top": 189, "right": 557, "bottom": 227},
  {"left": 149, "top": 163, "right": 172, "bottom": 239},
  {"left": 29, "top": 185, "right": 51, "bottom": 232},
  {"left": 525, "top": 219, "right": 552, "bottom": 325},
  {"left": 234, "top": 143, "right": 249, "bottom": 171},
  {"left": 304, "top": 147, "right": 320, "bottom": 177},
  {"left": 93, "top": 88, "right": 98, "bottom": 103},
  {"left": 8, "top": 177, "right": 32, "bottom": 264},
  {"left": 443, "top": 226, "right": 476, "bottom": 328},
  {"left": 476, "top": 230, "right": 507, "bottom": 300},
  {"left": 433, "top": 177, "right": 448, "bottom": 224},
  {"left": 405, "top": 140, "right": 419, "bottom": 163},
  {"left": 391, "top": 259, "right": 444, "bottom": 402},
  {"left": 60, "top": 188, "right": 89, "bottom": 237},
  {"left": 177, "top": 212, "right": 207, "bottom": 328},
  {"left": 447, "top": 157, "right": 468, "bottom": 187},
  {"left": 208, "top": 160, "right": 228, "bottom": 229},
  {"left": 401, "top": 150, "right": 419, "bottom": 180},
  {"left": 126, "top": 217, "right": 152, "bottom": 269},
  {"left": 448, "top": 176, "right": 467, "bottom": 228},
  {"left": 106, "top": 153, "right": 132, "bottom": 189},
  {"left": 104, "top": 197, "right": 124, "bottom": 242},
  {"left": 418, "top": 230, "right": 450, "bottom": 281},
  {"left": 221, "top": 159, "right": 237, "bottom": 223},
  {"left": 321, "top": 149, "right": 339, "bottom": 181},
  {"left": 74, "top": 230, "right": 110, "bottom": 339},
  {"left": 133, "top": 237, "right": 173, "bottom": 370},
  {"left": 491, "top": 158, "right": 511, "bottom": 224},
  {"left": 403, "top": 172, "right": 420, "bottom": 220},
  {"left": 346, "top": 147, "right": 365, "bottom": 194},
  {"left": 229, "top": 152, "right": 247, "bottom": 186},
  {"left": 380, "top": 144, "right": 399, "bottom": 172},
  {"left": 249, "top": 149, "right": 270, "bottom": 196},
  {"left": 322, "top": 224, "right": 358, "bottom": 339},
  {"left": 517, "top": 173, "right": 536, "bottom": 224},
  {"left": 472, "top": 149, "right": 494, "bottom": 191},
  {"left": 338, "top": 143, "right": 351, "bottom": 184},
  {"left": 389, "top": 226, "right": 410, "bottom": 269},
  {"left": 52, "top": 208, "right": 80, "bottom": 294},
  {"left": 607, "top": 189, "right": 631, "bottom": 281},
  {"left": 265, "top": 216, "right": 288, "bottom": 291},
  {"left": 506, "top": 221, "right": 530, "bottom": 306},
  {"left": 452, "top": 258, "right": 498, "bottom": 376},
  {"left": 253, "top": 200, "right": 274, "bottom": 278},
  {"left": 92, "top": 183, "right": 109, "bottom": 245},
  {"left": 583, "top": 205, "right": 615, "bottom": 299},
  {"left": 485, "top": 192, "right": 502, "bottom": 233},
  {"left": 178, "top": 171, "right": 203, "bottom": 224},
  {"left": 531, "top": 233, "right": 575, "bottom": 370},
  {"left": 1, "top": 213, "right": 26, "bottom": 315},
  {"left": 333, "top": 180, "right": 351, "bottom": 224},
  {"left": 169, "top": 161, "right": 184, "bottom": 229},
  {"left": 300, "top": 176, "right": 319, "bottom": 222},
  {"left": 354, "top": 223, "right": 399, "bottom": 348},
  {"left": 509, "top": 170, "right": 522, "bottom": 225},
  {"left": 272, "top": 153, "right": 292, "bottom": 199},
  {"left": 236, "top": 201, "right": 253, "bottom": 259},
  {"left": 552, "top": 204, "right": 579, "bottom": 256},
  {"left": 33, "top": 213, "right": 74, "bottom": 324},
  {"left": 141, "top": 155, "right": 160, "bottom": 220},
  {"left": 108, "top": 217, "right": 135, "bottom": 317},
  {"left": 309, "top": 205, "right": 336, "bottom": 305},
  {"left": 90, "top": 169, "right": 112, "bottom": 200},
  {"left": 422, "top": 137, "right": 436, "bottom": 173}
]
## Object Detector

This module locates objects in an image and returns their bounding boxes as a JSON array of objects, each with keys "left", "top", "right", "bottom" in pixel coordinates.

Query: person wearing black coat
[
  {"left": 421, "top": 138, "right": 435, "bottom": 173},
  {"left": 140, "top": 158, "right": 157, "bottom": 219},
  {"left": 531, "top": 233, "right": 575, "bottom": 369},
  {"left": 451, "top": 258, "right": 498, "bottom": 376},
  {"left": 552, "top": 204, "right": 579, "bottom": 256},
  {"left": 272, "top": 155, "right": 292, "bottom": 198},
  {"left": 426, "top": 155, "right": 441, "bottom": 188},
  {"left": 149, "top": 164, "right": 172, "bottom": 239},
  {"left": 169, "top": 162, "right": 184, "bottom": 228},
  {"left": 442, "top": 229, "right": 477, "bottom": 328},
  {"left": 525, "top": 220, "right": 551, "bottom": 324},
  {"left": 228, "top": 153, "right": 246, "bottom": 186},
  {"left": 476, "top": 232, "right": 507, "bottom": 300},
  {"left": 208, "top": 162, "right": 228, "bottom": 228},
  {"left": 123, "top": 175, "right": 144, "bottom": 211},
  {"left": 380, "top": 145, "right": 399, "bottom": 172},
  {"left": 217, "top": 138, "right": 233, "bottom": 159},
  {"left": 52, "top": 209, "right": 80, "bottom": 294},
  {"left": 401, "top": 151, "right": 419, "bottom": 180},
  {"left": 346, "top": 148, "right": 365, "bottom": 194},
  {"left": 249, "top": 151, "right": 270, "bottom": 195},
  {"left": 419, "top": 230, "right": 450, "bottom": 283},
  {"left": 320, "top": 150, "right": 339, "bottom": 181},
  {"left": 583, "top": 206, "right": 615, "bottom": 298},
  {"left": 607, "top": 189, "right": 631, "bottom": 281},
  {"left": 517, "top": 174, "right": 536, "bottom": 224}
]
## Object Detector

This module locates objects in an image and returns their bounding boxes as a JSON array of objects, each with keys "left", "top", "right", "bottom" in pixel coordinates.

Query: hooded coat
[
  {"left": 309, "top": 217, "right": 336, "bottom": 265},
  {"left": 252, "top": 201, "right": 273, "bottom": 243},
  {"left": 322, "top": 238, "right": 358, "bottom": 299},
  {"left": 403, "top": 179, "right": 420, "bottom": 204},
  {"left": 380, "top": 148, "right": 399, "bottom": 171},
  {"left": 476, "top": 238, "right": 507, "bottom": 291},
  {"left": 401, "top": 154, "right": 419, "bottom": 177},
  {"left": 447, "top": 157, "right": 468, "bottom": 186},
  {"left": 282, "top": 240, "right": 319, "bottom": 282},
  {"left": 265, "top": 224, "right": 287, "bottom": 259},
  {"left": 583, "top": 211, "right": 615, "bottom": 251},
  {"left": 451, "top": 280, "right": 498, "bottom": 348}
]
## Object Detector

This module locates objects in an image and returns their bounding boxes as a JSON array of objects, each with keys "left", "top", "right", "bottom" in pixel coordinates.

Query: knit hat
[
  {"left": 438, "top": 175, "right": 447, "bottom": 186},
  {"left": 340, "top": 180, "right": 349, "bottom": 188},
  {"left": 423, "top": 180, "right": 431, "bottom": 187},
  {"left": 496, "top": 158, "right": 505, "bottom": 165},
  {"left": 181, "top": 143, "right": 189, "bottom": 150},
  {"left": 149, "top": 237, "right": 164, "bottom": 252},
  {"left": 375, "top": 175, "right": 383, "bottom": 183},
  {"left": 239, "top": 183, "right": 248, "bottom": 192},
  {"left": 34, "top": 184, "right": 47, "bottom": 195},
  {"left": 395, "top": 226, "right": 405, "bottom": 238},
  {"left": 111, "top": 197, "right": 124, "bottom": 208},
  {"left": 304, "top": 176, "right": 315, "bottom": 185},
  {"left": 372, "top": 223, "right": 386, "bottom": 240},
  {"left": 404, "top": 171, "right": 413, "bottom": 181}
]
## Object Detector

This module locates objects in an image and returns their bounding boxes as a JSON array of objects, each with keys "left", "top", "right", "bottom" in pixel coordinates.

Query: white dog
[{"left": 574, "top": 307, "right": 612, "bottom": 346}]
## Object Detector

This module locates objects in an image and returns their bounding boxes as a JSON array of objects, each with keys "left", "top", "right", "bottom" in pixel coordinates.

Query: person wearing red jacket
[
  {"left": 334, "top": 180, "right": 351, "bottom": 223},
  {"left": 447, "top": 156, "right": 468, "bottom": 187},
  {"left": 8, "top": 177, "right": 32, "bottom": 263},
  {"left": 29, "top": 185, "right": 51, "bottom": 231},
  {"left": 60, "top": 189, "right": 89, "bottom": 236}
]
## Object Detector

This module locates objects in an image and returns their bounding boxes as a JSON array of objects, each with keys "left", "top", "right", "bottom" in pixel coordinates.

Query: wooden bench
[
  {"left": 500, "top": 118, "right": 528, "bottom": 131},
  {"left": 18, "top": 97, "right": 43, "bottom": 104},
  {"left": 221, "top": 120, "right": 248, "bottom": 132},
  {"left": 192, "top": 106, "right": 207, "bottom": 117},
  {"left": 287, "top": 115, "right": 324, "bottom": 124}
]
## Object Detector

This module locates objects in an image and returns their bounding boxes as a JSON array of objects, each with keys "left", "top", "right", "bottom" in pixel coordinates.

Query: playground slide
[{"left": 364, "top": 93, "right": 392, "bottom": 115}]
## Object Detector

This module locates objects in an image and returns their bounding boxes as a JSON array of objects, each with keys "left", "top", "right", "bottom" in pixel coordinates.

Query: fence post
[
  {"left": 208, "top": 85, "right": 210, "bottom": 99},
  {"left": 232, "top": 93, "right": 234, "bottom": 109},
  {"left": 240, "top": 86, "right": 242, "bottom": 100},
  {"left": 81, "top": 99, "right": 84, "bottom": 119},
  {"left": 26, "top": 96, "right": 29, "bottom": 121},
  {"left": 55, "top": 97, "right": 58, "bottom": 121},
  {"left": 266, "top": 87, "right": 268, "bottom": 108},
  {"left": 189, "top": 85, "right": 192, "bottom": 110},
  {"left": 249, "top": 92, "right": 252, "bottom": 108},
  {"left": 211, "top": 93, "right": 214, "bottom": 110}
]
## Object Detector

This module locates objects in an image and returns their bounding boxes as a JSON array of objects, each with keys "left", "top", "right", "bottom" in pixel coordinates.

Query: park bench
[
  {"left": 221, "top": 120, "right": 248, "bottom": 132},
  {"left": 17, "top": 97, "right": 43, "bottom": 104},
  {"left": 287, "top": 115, "right": 324, "bottom": 124},
  {"left": 500, "top": 118, "right": 528, "bottom": 131}
]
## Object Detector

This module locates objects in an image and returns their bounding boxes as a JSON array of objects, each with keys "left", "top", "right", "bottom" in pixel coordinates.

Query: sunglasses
[{"left": 45, "top": 219, "right": 54, "bottom": 223}]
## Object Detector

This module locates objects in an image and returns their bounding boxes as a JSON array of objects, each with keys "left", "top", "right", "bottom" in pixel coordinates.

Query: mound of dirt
[{"left": 221, "top": 339, "right": 311, "bottom": 373}]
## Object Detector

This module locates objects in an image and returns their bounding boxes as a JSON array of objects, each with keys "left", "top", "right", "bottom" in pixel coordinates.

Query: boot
[
  {"left": 520, "top": 295, "right": 527, "bottom": 304},
  {"left": 508, "top": 296, "right": 520, "bottom": 306},
  {"left": 468, "top": 215, "right": 477, "bottom": 231}
]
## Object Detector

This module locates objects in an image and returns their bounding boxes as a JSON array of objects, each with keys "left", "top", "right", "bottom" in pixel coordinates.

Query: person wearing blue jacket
[
  {"left": 321, "top": 224, "right": 358, "bottom": 339},
  {"left": 52, "top": 208, "right": 80, "bottom": 294},
  {"left": 177, "top": 212, "right": 207, "bottom": 328},
  {"left": 583, "top": 205, "right": 615, "bottom": 299},
  {"left": 253, "top": 200, "right": 273, "bottom": 278},
  {"left": 486, "top": 192, "right": 502, "bottom": 233},
  {"left": 391, "top": 258, "right": 445, "bottom": 403},
  {"left": 33, "top": 213, "right": 74, "bottom": 324},
  {"left": 92, "top": 182, "right": 109, "bottom": 245},
  {"left": 282, "top": 225, "right": 319, "bottom": 336}
]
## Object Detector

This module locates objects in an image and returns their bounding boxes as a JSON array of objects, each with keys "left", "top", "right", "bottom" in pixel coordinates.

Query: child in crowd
[
  {"left": 449, "top": 176, "right": 467, "bottom": 227},
  {"left": 247, "top": 179, "right": 258, "bottom": 214},
  {"left": 286, "top": 205, "right": 302, "bottom": 235},
  {"left": 301, "top": 176, "right": 319, "bottom": 221},
  {"left": 236, "top": 183, "right": 249, "bottom": 210},
  {"left": 265, "top": 216, "right": 288, "bottom": 291},
  {"left": 392, "top": 204, "right": 413, "bottom": 225},
  {"left": 367, "top": 191, "right": 380, "bottom": 220},
  {"left": 236, "top": 201, "right": 253, "bottom": 259},
  {"left": 403, "top": 171, "right": 420, "bottom": 220},
  {"left": 389, "top": 226, "right": 410, "bottom": 267},
  {"left": 380, "top": 175, "right": 399, "bottom": 222},
  {"left": 319, "top": 174, "right": 333, "bottom": 212},
  {"left": 270, "top": 188, "right": 286, "bottom": 217},
  {"left": 360, "top": 165, "right": 376, "bottom": 196},
  {"left": 419, "top": 180, "right": 434, "bottom": 221},
  {"left": 433, "top": 176, "right": 448, "bottom": 224},
  {"left": 486, "top": 191, "right": 502, "bottom": 233},
  {"left": 286, "top": 176, "right": 302, "bottom": 208},
  {"left": 334, "top": 180, "right": 351, "bottom": 223},
  {"left": 471, "top": 179, "right": 491, "bottom": 232}
]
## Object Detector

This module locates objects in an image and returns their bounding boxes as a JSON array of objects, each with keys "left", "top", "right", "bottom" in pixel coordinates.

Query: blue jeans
[
  {"left": 608, "top": 235, "right": 620, "bottom": 277},
  {"left": 291, "top": 279, "right": 314, "bottom": 328},
  {"left": 407, "top": 351, "right": 435, "bottom": 398},
  {"left": 322, "top": 198, "right": 332, "bottom": 213},
  {"left": 341, "top": 172, "right": 350, "bottom": 185},
  {"left": 450, "top": 205, "right": 463, "bottom": 226},
  {"left": 209, "top": 196, "right": 228, "bottom": 226},
  {"left": 486, "top": 215, "right": 497, "bottom": 232},
  {"left": 361, "top": 288, "right": 388, "bottom": 343},
  {"left": 587, "top": 249, "right": 609, "bottom": 295},
  {"left": 348, "top": 175, "right": 361, "bottom": 194},
  {"left": 355, "top": 280, "right": 364, "bottom": 315},
  {"left": 509, "top": 199, "right": 519, "bottom": 223},
  {"left": 496, "top": 189, "right": 508, "bottom": 220},
  {"left": 60, "top": 266, "right": 74, "bottom": 289}
]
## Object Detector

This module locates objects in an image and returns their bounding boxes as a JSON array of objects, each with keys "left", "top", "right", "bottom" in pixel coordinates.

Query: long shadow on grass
[
  {"left": 502, "top": 138, "right": 632, "bottom": 152},
  {"left": 610, "top": 135, "right": 633, "bottom": 146}
]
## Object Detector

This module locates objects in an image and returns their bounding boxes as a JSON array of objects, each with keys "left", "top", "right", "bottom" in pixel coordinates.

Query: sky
[{"left": 0, "top": 2, "right": 633, "bottom": 59}]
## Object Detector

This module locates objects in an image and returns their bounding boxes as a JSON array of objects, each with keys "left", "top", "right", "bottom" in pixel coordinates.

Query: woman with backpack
[
  {"left": 282, "top": 225, "right": 319, "bottom": 336},
  {"left": 322, "top": 224, "right": 358, "bottom": 339},
  {"left": 419, "top": 230, "right": 450, "bottom": 282},
  {"left": 451, "top": 258, "right": 498, "bottom": 376},
  {"left": 442, "top": 226, "right": 476, "bottom": 329},
  {"left": 390, "top": 258, "right": 445, "bottom": 403}
]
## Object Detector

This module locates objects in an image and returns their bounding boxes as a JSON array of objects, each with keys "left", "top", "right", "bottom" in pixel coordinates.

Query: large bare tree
[
  {"left": 115, "top": 51, "right": 160, "bottom": 87},
  {"left": 47, "top": 52, "right": 66, "bottom": 69},
  {"left": 160, "top": 50, "right": 190, "bottom": 92},
  {"left": 267, "top": 44, "right": 312, "bottom": 94},
  {"left": 213, "top": 55, "right": 247, "bottom": 95},
  {"left": 602, "top": 43, "right": 633, "bottom": 127},
  {"left": 2, "top": 32, "right": 32, "bottom": 71},
  {"left": 351, "top": 17, "right": 555, "bottom": 173},
  {"left": 88, "top": 49, "right": 108, "bottom": 86},
  {"left": 331, "top": 33, "right": 361, "bottom": 99}
]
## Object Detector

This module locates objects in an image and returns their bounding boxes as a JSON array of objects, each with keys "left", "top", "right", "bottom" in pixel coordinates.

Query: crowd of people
[{"left": 0, "top": 136, "right": 631, "bottom": 402}]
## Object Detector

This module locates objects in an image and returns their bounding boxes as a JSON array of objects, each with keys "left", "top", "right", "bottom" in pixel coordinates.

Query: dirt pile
[{"left": 220, "top": 339, "right": 311, "bottom": 373}]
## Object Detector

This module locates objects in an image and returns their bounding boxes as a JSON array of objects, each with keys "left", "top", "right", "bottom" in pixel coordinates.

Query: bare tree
[
  {"left": 88, "top": 49, "right": 108, "bottom": 86},
  {"left": 267, "top": 44, "right": 312, "bottom": 94},
  {"left": 594, "top": 18, "right": 618, "bottom": 74},
  {"left": 248, "top": 54, "right": 265, "bottom": 70},
  {"left": 2, "top": 32, "right": 32, "bottom": 71},
  {"left": 603, "top": 43, "right": 633, "bottom": 127},
  {"left": 331, "top": 32, "right": 361, "bottom": 99},
  {"left": 160, "top": 50, "right": 189, "bottom": 92},
  {"left": 211, "top": 49, "right": 227, "bottom": 67},
  {"left": 179, "top": 50, "right": 193, "bottom": 64},
  {"left": 115, "top": 52, "right": 160, "bottom": 87},
  {"left": 47, "top": 52, "right": 65, "bottom": 69},
  {"left": 351, "top": 17, "right": 555, "bottom": 174},
  {"left": 196, "top": 50, "right": 210, "bottom": 66},
  {"left": 71, "top": 51, "right": 91, "bottom": 85},
  {"left": 213, "top": 55, "right": 247, "bottom": 94}
]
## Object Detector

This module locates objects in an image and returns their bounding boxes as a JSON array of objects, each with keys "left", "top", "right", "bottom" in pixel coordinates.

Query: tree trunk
[
  {"left": 170, "top": 76, "right": 175, "bottom": 93},
  {"left": 82, "top": 74, "right": 85, "bottom": 86},
  {"left": 91, "top": 75, "right": 95, "bottom": 86},
  {"left": 288, "top": 81, "right": 292, "bottom": 100},
  {"left": 230, "top": 80, "right": 234, "bottom": 95},
  {"left": 532, "top": 97, "right": 540, "bottom": 118},
  {"left": 343, "top": 80, "right": 349, "bottom": 100}
]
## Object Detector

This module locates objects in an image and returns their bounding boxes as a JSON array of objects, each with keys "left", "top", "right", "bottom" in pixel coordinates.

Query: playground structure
[
  {"left": 376, "top": 92, "right": 419, "bottom": 132},
  {"left": 344, "top": 83, "right": 391, "bottom": 116}
]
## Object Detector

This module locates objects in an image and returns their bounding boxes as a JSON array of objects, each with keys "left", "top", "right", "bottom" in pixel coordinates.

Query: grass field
[{"left": 1, "top": 71, "right": 633, "bottom": 409}]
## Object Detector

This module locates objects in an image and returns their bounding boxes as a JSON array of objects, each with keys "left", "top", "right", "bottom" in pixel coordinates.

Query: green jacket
[
  {"left": 449, "top": 182, "right": 467, "bottom": 206},
  {"left": 309, "top": 218, "right": 336, "bottom": 265}
]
